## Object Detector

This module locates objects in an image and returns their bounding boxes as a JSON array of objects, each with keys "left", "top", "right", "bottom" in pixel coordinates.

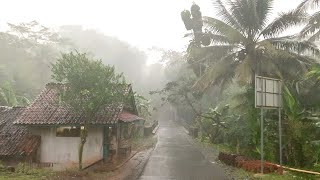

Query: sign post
[{"left": 255, "top": 75, "right": 282, "bottom": 174}]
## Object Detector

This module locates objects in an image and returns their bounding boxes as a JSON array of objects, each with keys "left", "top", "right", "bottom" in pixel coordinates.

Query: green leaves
[
  {"left": 0, "top": 82, "right": 18, "bottom": 106},
  {"left": 306, "top": 64, "right": 320, "bottom": 87},
  {"left": 204, "top": 16, "right": 245, "bottom": 43},
  {"left": 297, "top": 0, "right": 320, "bottom": 11},
  {"left": 134, "top": 93, "right": 152, "bottom": 120},
  {"left": 260, "top": 9, "right": 307, "bottom": 38},
  {"left": 283, "top": 86, "right": 306, "bottom": 121},
  {"left": 51, "top": 51, "right": 126, "bottom": 121},
  {"left": 212, "top": 0, "right": 243, "bottom": 31},
  {"left": 299, "top": 12, "right": 320, "bottom": 41}
]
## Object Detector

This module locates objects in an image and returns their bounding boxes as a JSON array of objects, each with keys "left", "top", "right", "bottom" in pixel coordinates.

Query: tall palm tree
[{"left": 183, "top": 0, "right": 320, "bottom": 91}]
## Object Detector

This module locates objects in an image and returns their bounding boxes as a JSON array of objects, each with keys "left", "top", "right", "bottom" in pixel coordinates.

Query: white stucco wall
[{"left": 31, "top": 126, "right": 103, "bottom": 170}]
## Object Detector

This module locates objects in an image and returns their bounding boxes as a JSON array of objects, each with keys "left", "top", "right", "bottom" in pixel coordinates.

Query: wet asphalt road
[{"left": 139, "top": 119, "right": 227, "bottom": 180}]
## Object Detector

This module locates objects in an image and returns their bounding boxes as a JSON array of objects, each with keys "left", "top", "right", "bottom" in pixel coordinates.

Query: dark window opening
[{"left": 56, "top": 126, "right": 80, "bottom": 137}]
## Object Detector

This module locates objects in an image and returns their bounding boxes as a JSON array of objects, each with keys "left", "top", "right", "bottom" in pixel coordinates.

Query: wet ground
[{"left": 139, "top": 119, "right": 228, "bottom": 180}]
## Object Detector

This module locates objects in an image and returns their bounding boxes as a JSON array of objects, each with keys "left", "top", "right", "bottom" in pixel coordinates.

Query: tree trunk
[
  {"left": 236, "top": 138, "right": 240, "bottom": 154},
  {"left": 79, "top": 126, "right": 88, "bottom": 170}
]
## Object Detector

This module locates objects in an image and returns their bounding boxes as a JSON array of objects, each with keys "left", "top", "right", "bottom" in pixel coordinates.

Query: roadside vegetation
[
  {"left": 0, "top": 162, "right": 55, "bottom": 180},
  {"left": 152, "top": 0, "right": 320, "bottom": 178}
]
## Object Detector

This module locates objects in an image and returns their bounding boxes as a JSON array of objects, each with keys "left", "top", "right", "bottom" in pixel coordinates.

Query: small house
[
  {"left": 0, "top": 107, "right": 40, "bottom": 166},
  {"left": 13, "top": 83, "right": 144, "bottom": 170}
]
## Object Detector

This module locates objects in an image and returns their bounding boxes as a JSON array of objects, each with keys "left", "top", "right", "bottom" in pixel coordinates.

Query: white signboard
[{"left": 255, "top": 76, "right": 282, "bottom": 108}]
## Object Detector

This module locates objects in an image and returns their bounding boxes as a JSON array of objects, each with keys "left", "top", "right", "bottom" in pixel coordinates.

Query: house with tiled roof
[
  {"left": 0, "top": 106, "right": 40, "bottom": 165},
  {"left": 13, "top": 83, "right": 144, "bottom": 170}
]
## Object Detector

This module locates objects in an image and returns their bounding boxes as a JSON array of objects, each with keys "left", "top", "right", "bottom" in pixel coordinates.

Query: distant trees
[
  {"left": 0, "top": 22, "right": 154, "bottom": 107},
  {"left": 51, "top": 51, "right": 126, "bottom": 169},
  {"left": 58, "top": 26, "right": 148, "bottom": 92},
  {"left": 0, "top": 21, "right": 69, "bottom": 102}
]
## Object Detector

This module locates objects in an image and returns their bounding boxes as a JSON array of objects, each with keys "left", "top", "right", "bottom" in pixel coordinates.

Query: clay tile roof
[
  {"left": 0, "top": 107, "right": 40, "bottom": 157},
  {"left": 0, "top": 106, "right": 11, "bottom": 126},
  {"left": 118, "top": 110, "right": 144, "bottom": 122},
  {"left": 14, "top": 83, "right": 139, "bottom": 125}
]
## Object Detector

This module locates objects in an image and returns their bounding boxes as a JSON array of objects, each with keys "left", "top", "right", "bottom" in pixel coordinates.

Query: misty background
[{"left": 0, "top": 0, "right": 307, "bottom": 107}]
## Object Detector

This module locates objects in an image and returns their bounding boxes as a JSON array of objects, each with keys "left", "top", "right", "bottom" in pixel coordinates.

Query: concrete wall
[{"left": 30, "top": 126, "right": 103, "bottom": 170}]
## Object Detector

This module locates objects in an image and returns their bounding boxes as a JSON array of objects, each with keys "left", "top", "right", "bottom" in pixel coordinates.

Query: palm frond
[
  {"left": 186, "top": 32, "right": 231, "bottom": 44},
  {"left": 308, "top": 30, "right": 320, "bottom": 42},
  {"left": 259, "top": 39, "right": 317, "bottom": 65},
  {"left": 296, "top": 0, "right": 320, "bottom": 11},
  {"left": 299, "top": 12, "right": 320, "bottom": 40},
  {"left": 0, "top": 88, "right": 9, "bottom": 105},
  {"left": 258, "top": 40, "right": 313, "bottom": 80},
  {"left": 268, "top": 36, "right": 320, "bottom": 56},
  {"left": 203, "top": 16, "right": 245, "bottom": 43},
  {"left": 211, "top": 0, "right": 243, "bottom": 32},
  {"left": 210, "top": 33, "right": 231, "bottom": 44},
  {"left": 16, "top": 96, "right": 30, "bottom": 106},
  {"left": 183, "top": 33, "right": 193, "bottom": 38},
  {"left": 261, "top": 9, "right": 307, "bottom": 38},
  {"left": 255, "top": 0, "right": 274, "bottom": 29},
  {"left": 188, "top": 45, "right": 236, "bottom": 68},
  {"left": 229, "top": 0, "right": 260, "bottom": 38},
  {"left": 196, "top": 45, "right": 238, "bottom": 62},
  {"left": 228, "top": 0, "right": 272, "bottom": 37},
  {"left": 287, "top": 51, "right": 316, "bottom": 66},
  {"left": 266, "top": 53, "right": 307, "bottom": 80},
  {"left": 260, "top": 57, "right": 282, "bottom": 78},
  {"left": 192, "top": 52, "right": 239, "bottom": 91}
]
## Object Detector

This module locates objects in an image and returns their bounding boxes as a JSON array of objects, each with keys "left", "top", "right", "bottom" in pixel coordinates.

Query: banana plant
[
  {"left": 282, "top": 85, "right": 317, "bottom": 167},
  {"left": 0, "top": 81, "right": 30, "bottom": 106},
  {"left": 134, "top": 93, "right": 152, "bottom": 120}
]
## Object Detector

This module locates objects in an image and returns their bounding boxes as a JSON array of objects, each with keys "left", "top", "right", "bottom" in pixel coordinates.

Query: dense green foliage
[{"left": 51, "top": 51, "right": 126, "bottom": 115}]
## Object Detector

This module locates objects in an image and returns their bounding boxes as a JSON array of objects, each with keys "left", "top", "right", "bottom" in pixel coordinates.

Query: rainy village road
[{"left": 139, "top": 118, "right": 227, "bottom": 180}]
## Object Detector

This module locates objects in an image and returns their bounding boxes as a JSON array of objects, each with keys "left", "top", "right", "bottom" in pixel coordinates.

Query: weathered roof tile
[
  {"left": 0, "top": 107, "right": 40, "bottom": 157},
  {"left": 119, "top": 110, "right": 144, "bottom": 122},
  {"left": 14, "top": 83, "right": 142, "bottom": 125}
]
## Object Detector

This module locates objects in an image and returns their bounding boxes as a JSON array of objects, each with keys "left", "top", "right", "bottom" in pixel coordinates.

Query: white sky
[{"left": 0, "top": 0, "right": 303, "bottom": 61}]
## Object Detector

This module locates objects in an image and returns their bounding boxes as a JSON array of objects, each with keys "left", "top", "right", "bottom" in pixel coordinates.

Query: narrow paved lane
[{"left": 139, "top": 119, "right": 227, "bottom": 180}]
